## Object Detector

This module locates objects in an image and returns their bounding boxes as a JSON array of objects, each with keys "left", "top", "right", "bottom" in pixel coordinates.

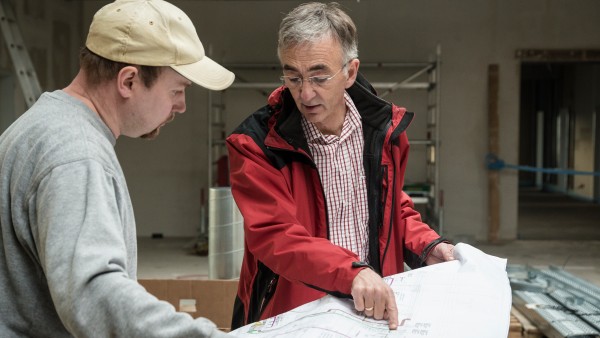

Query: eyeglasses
[{"left": 280, "top": 64, "right": 347, "bottom": 89}]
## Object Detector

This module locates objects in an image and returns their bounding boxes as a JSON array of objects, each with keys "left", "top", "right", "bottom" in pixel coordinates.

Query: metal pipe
[{"left": 379, "top": 64, "right": 433, "bottom": 98}]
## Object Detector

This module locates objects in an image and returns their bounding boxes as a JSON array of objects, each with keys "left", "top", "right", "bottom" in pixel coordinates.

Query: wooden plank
[
  {"left": 508, "top": 310, "right": 523, "bottom": 338},
  {"left": 509, "top": 306, "right": 546, "bottom": 338}
]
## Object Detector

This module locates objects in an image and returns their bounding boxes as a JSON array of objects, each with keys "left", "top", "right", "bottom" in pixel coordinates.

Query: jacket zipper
[
  {"left": 258, "top": 277, "right": 277, "bottom": 315},
  {"left": 380, "top": 150, "right": 396, "bottom": 267}
]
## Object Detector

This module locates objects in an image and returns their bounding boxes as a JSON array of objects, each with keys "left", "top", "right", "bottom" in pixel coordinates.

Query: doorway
[{"left": 518, "top": 61, "right": 600, "bottom": 240}]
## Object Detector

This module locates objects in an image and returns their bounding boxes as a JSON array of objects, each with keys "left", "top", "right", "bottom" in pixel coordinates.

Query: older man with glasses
[{"left": 226, "top": 2, "right": 455, "bottom": 331}]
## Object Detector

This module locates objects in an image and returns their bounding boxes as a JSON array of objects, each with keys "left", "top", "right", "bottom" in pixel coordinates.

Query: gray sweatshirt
[{"left": 0, "top": 91, "right": 230, "bottom": 337}]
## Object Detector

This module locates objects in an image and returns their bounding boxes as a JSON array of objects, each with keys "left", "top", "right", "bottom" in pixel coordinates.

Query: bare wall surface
[{"left": 5, "top": 0, "right": 599, "bottom": 239}]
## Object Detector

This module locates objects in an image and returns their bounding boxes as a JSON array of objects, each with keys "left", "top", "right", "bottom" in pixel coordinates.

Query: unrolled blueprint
[{"left": 229, "top": 243, "right": 511, "bottom": 338}]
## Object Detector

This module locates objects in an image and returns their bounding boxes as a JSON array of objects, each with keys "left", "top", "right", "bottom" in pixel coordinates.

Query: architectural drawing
[{"left": 229, "top": 244, "right": 511, "bottom": 338}]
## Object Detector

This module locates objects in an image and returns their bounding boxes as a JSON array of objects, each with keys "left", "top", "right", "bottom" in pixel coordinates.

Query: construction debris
[{"left": 509, "top": 265, "right": 600, "bottom": 338}]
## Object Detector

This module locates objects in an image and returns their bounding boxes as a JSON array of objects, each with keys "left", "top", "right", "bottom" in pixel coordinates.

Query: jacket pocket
[{"left": 248, "top": 262, "right": 279, "bottom": 324}]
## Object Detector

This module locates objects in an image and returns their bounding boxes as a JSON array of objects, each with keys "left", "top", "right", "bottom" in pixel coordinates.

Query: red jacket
[{"left": 226, "top": 73, "right": 446, "bottom": 329}]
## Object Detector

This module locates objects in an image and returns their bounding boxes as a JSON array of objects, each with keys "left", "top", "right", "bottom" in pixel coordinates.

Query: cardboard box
[{"left": 139, "top": 279, "right": 239, "bottom": 332}]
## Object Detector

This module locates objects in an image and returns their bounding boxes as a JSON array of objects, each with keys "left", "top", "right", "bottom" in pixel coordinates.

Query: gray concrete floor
[
  {"left": 137, "top": 190, "right": 600, "bottom": 287},
  {"left": 138, "top": 237, "right": 210, "bottom": 280}
]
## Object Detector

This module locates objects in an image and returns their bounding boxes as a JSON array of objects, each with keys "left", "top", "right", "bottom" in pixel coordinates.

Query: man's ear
[
  {"left": 345, "top": 58, "right": 360, "bottom": 89},
  {"left": 116, "top": 66, "right": 139, "bottom": 98}
]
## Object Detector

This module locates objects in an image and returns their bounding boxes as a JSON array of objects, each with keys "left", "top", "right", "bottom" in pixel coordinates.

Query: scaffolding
[
  {"left": 207, "top": 45, "right": 443, "bottom": 233},
  {"left": 0, "top": 0, "right": 42, "bottom": 108}
]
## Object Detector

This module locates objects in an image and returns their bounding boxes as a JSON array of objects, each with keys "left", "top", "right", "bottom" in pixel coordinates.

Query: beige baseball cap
[{"left": 86, "top": 0, "right": 234, "bottom": 90}]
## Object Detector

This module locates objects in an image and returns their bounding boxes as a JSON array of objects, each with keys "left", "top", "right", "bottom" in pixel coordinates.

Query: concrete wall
[{"left": 3, "top": 0, "right": 600, "bottom": 240}]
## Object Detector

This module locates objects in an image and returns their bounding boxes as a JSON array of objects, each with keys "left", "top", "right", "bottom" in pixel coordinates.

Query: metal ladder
[{"left": 0, "top": 0, "right": 42, "bottom": 108}]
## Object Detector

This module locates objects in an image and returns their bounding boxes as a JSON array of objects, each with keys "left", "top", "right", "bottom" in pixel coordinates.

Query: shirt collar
[{"left": 301, "top": 92, "right": 361, "bottom": 144}]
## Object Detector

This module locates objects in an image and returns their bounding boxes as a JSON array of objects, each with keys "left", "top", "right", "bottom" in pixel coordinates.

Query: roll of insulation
[{"left": 208, "top": 187, "right": 244, "bottom": 279}]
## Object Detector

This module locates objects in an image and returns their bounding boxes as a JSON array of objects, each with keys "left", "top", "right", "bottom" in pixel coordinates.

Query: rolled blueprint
[{"left": 208, "top": 187, "right": 244, "bottom": 279}]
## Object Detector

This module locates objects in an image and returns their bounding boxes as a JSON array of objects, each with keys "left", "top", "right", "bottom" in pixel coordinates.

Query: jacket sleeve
[
  {"left": 227, "top": 134, "right": 365, "bottom": 296},
  {"left": 35, "top": 160, "right": 230, "bottom": 338},
  {"left": 395, "top": 132, "right": 447, "bottom": 269}
]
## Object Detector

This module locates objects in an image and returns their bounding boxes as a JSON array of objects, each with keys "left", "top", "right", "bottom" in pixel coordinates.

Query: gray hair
[{"left": 277, "top": 2, "right": 358, "bottom": 64}]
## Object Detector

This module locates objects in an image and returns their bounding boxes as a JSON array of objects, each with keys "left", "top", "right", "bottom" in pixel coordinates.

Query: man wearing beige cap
[{"left": 0, "top": 0, "right": 234, "bottom": 337}]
